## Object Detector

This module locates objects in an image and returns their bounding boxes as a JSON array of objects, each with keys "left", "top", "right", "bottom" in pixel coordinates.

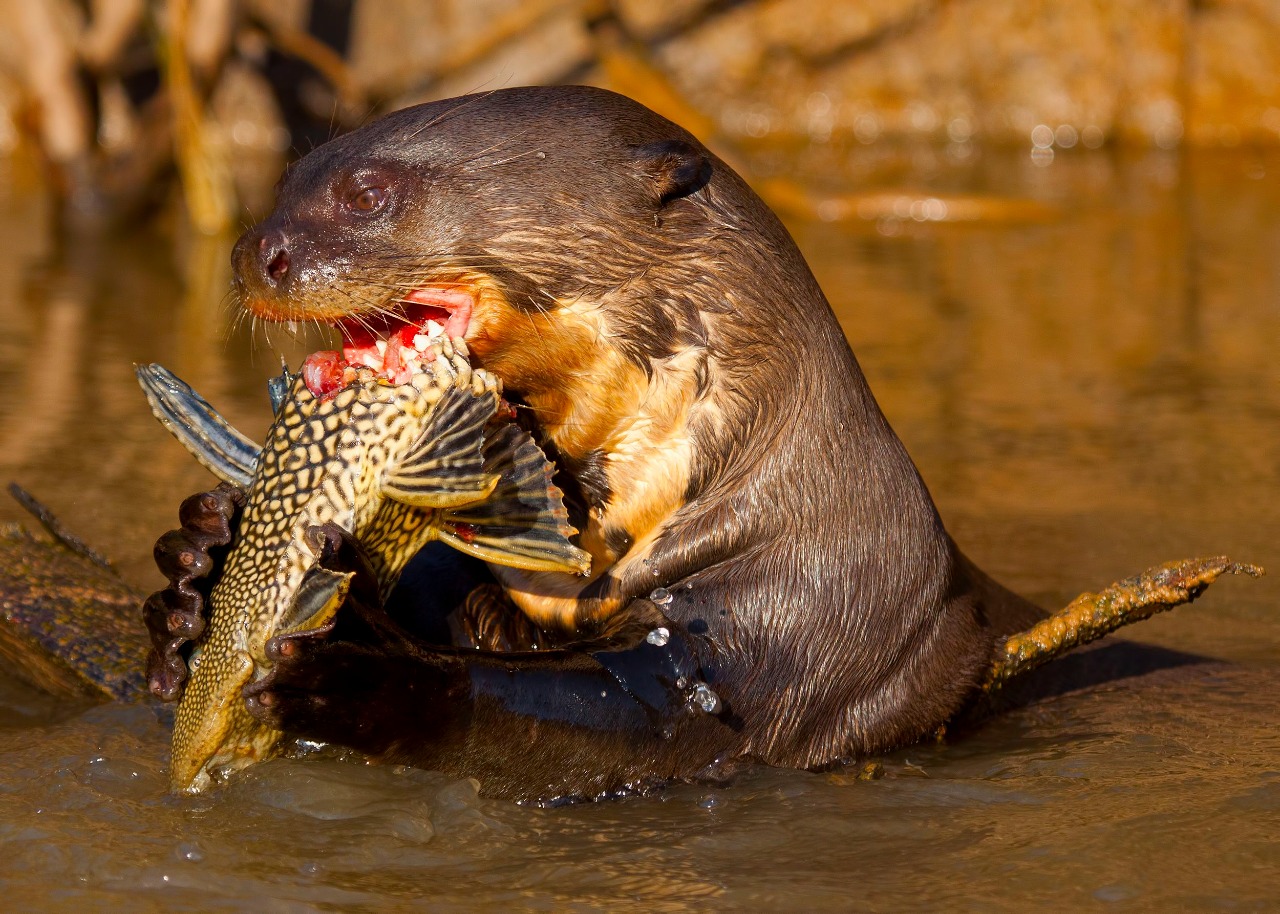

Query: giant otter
[{"left": 146, "top": 86, "right": 1065, "bottom": 801}]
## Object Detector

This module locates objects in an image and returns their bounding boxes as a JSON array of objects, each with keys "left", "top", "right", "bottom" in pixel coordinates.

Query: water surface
[{"left": 0, "top": 145, "right": 1275, "bottom": 911}]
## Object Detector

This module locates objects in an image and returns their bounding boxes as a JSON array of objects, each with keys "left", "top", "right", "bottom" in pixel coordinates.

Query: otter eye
[{"left": 349, "top": 187, "right": 387, "bottom": 213}]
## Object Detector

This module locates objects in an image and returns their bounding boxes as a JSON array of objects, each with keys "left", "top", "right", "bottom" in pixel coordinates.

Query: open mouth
[{"left": 300, "top": 289, "right": 474, "bottom": 396}]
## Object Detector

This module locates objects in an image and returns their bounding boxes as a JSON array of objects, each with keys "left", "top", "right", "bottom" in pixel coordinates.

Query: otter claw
[
  {"left": 243, "top": 670, "right": 282, "bottom": 724},
  {"left": 265, "top": 619, "right": 337, "bottom": 663},
  {"left": 177, "top": 485, "right": 245, "bottom": 537},
  {"left": 154, "top": 530, "right": 216, "bottom": 581}
]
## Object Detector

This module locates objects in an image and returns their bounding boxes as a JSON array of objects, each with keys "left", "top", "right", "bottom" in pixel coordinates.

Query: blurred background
[
  {"left": 1, "top": 0, "right": 1279, "bottom": 229},
  {"left": 0, "top": 3, "right": 1276, "bottom": 908}
]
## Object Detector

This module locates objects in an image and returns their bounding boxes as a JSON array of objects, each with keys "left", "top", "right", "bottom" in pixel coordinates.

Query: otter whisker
[
  {"left": 440, "top": 129, "right": 525, "bottom": 170},
  {"left": 464, "top": 150, "right": 548, "bottom": 173},
  {"left": 405, "top": 88, "right": 501, "bottom": 141}
]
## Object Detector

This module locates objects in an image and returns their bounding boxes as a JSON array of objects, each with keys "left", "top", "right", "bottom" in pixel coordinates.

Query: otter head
[
  {"left": 233, "top": 85, "right": 715, "bottom": 417},
  {"left": 232, "top": 86, "right": 841, "bottom": 625}
]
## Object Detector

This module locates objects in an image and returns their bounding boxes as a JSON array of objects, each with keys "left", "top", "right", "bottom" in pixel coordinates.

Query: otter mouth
[{"left": 300, "top": 288, "right": 475, "bottom": 396}]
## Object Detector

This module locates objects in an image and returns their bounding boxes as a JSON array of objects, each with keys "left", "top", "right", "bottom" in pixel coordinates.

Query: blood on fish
[{"left": 302, "top": 351, "right": 349, "bottom": 398}]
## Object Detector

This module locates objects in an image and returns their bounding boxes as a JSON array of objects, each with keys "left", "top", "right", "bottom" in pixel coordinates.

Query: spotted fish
[{"left": 138, "top": 338, "right": 590, "bottom": 793}]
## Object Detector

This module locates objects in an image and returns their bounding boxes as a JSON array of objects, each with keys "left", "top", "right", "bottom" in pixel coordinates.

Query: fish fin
[
  {"left": 136, "top": 363, "right": 259, "bottom": 489},
  {"left": 436, "top": 424, "right": 592, "bottom": 575},
  {"left": 267, "top": 364, "right": 293, "bottom": 416},
  {"left": 277, "top": 565, "right": 353, "bottom": 636},
  {"left": 383, "top": 381, "right": 500, "bottom": 509}
]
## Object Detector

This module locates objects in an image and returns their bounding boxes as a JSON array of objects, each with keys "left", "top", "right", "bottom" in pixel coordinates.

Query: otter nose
[
  {"left": 232, "top": 223, "right": 294, "bottom": 295},
  {"left": 257, "top": 230, "right": 291, "bottom": 287}
]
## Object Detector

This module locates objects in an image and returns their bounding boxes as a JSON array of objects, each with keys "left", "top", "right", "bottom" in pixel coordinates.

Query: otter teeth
[{"left": 413, "top": 320, "right": 445, "bottom": 351}]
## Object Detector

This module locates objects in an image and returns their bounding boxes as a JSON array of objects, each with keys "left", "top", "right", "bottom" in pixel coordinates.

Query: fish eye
[{"left": 349, "top": 186, "right": 388, "bottom": 213}]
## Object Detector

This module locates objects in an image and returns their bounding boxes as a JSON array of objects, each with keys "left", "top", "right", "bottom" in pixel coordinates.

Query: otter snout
[{"left": 232, "top": 221, "right": 293, "bottom": 297}]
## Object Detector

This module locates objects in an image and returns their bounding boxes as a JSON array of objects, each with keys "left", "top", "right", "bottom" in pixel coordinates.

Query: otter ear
[{"left": 633, "top": 140, "right": 712, "bottom": 206}]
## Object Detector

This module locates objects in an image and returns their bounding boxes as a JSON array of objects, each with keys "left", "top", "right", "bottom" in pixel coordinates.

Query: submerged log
[
  {"left": 983, "top": 556, "right": 1264, "bottom": 694},
  {"left": 0, "top": 487, "right": 147, "bottom": 702}
]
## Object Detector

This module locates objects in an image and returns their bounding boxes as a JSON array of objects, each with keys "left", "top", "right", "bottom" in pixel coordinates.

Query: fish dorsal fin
[
  {"left": 383, "top": 381, "right": 500, "bottom": 509},
  {"left": 136, "top": 363, "right": 260, "bottom": 490},
  {"left": 437, "top": 424, "right": 592, "bottom": 575},
  {"left": 276, "top": 565, "right": 353, "bottom": 637}
]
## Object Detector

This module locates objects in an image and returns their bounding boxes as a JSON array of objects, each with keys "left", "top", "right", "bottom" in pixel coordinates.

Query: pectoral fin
[
  {"left": 277, "top": 565, "right": 354, "bottom": 636},
  {"left": 383, "top": 382, "right": 500, "bottom": 508},
  {"left": 267, "top": 365, "right": 293, "bottom": 417},
  {"left": 438, "top": 424, "right": 592, "bottom": 575},
  {"left": 136, "top": 363, "right": 260, "bottom": 489}
]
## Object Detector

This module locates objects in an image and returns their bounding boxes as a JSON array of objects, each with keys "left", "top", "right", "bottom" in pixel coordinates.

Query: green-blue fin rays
[{"left": 135, "top": 364, "right": 260, "bottom": 490}]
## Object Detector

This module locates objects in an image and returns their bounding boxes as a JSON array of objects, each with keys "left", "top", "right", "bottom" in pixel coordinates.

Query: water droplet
[
  {"left": 675, "top": 676, "right": 688, "bottom": 690},
  {"left": 691, "top": 683, "right": 721, "bottom": 715},
  {"left": 684, "top": 582, "right": 693, "bottom": 590},
  {"left": 177, "top": 843, "right": 203, "bottom": 862},
  {"left": 650, "top": 587, "right": 672, "bottom": 606},
  {"left": 646, "top": 627, "right": 670, "bottom": 647},
  {"left": 698, "top": 794, "right": 720, "bottom": 809}
]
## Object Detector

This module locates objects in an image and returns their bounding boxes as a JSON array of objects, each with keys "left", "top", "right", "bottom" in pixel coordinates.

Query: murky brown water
[{"left": 0, "top": 143, "right": 1276, "bottom": 911}]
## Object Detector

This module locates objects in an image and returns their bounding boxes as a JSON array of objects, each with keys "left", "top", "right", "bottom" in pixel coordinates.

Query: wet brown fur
[{"left": 231, "top": 86, "right": 1044, "bottom": 770}]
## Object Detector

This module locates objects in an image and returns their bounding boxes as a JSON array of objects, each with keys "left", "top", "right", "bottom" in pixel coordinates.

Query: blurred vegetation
[{"left": 1, "top": 0, "right": 1278, "bottom": 232}]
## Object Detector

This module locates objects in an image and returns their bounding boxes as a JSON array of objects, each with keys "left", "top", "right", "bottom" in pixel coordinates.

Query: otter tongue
[{"left": 403, "top": 288, "right": 472, "bottom": 340}]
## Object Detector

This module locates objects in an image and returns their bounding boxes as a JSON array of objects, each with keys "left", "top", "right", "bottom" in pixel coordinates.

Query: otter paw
[
  {"left": 453, "top": 583, "right": 548, "bottom": 651},
  {"left": 243, "top": 637, "right": 391, "bottom": 739},
  {"left": 243, "top": 622, "right": 338, "bottom": 728},
  {"left": 142, "top": 483, "right": 245, "bottom": 700}
]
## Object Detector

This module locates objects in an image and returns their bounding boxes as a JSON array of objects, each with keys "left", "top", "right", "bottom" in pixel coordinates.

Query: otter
[{"left": 146, "top": 86, "right": 1052, "bottom": 801}]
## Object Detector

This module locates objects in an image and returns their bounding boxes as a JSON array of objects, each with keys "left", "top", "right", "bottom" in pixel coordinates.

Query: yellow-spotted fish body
[{"left": 138, "top": 342, "right": 590, "bottom": 794}]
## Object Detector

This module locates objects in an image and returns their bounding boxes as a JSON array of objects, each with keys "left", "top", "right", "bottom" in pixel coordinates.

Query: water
[{"left": 0, "top": 145, "right": 1276, "bottom": 910}]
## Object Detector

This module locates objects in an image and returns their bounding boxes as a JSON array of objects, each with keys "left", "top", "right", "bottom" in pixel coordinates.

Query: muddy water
[{"left": 0, "top": 145, "right": 1276, "bottom": 911}]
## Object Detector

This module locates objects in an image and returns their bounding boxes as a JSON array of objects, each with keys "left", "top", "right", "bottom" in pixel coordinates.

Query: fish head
[
  {"left": 169, "top": 649, "right": 272, "bottom": 793},
  {"left": 169, "top": 545, "right": 356, "bottom": 794}
]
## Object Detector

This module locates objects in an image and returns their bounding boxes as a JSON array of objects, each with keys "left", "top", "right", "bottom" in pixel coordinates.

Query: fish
[{"left": 137, "top": 334, "right": 591, "bottom": 793}]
